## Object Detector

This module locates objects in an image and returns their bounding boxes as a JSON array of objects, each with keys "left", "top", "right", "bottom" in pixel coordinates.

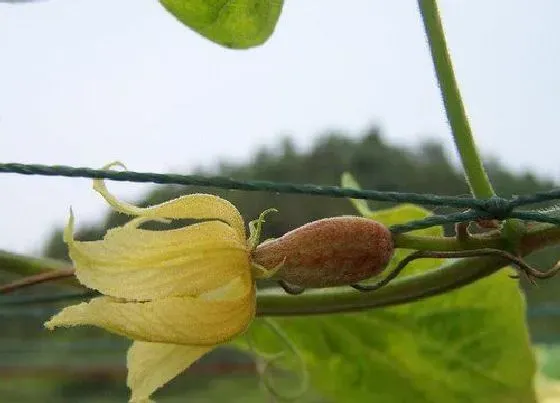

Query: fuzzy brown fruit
[{"left": 251, "top": 216, "right": 394, "bottom": 288}]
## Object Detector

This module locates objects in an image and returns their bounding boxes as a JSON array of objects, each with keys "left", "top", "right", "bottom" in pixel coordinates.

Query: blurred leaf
[
  {"left": 239, "top": 202, "right": 537, "bottom": 403},
  {"left": 535, "top": 374, "right": 560, "bottom": 403},
  {"left": 535, "top": 346, "right": 560, "bottom": 402},
  {"left": 536, "top": 345, "right": 560, "bottom": 381},
  {"left": 159, "top": 0, "right": 283, "bottom": 49}
]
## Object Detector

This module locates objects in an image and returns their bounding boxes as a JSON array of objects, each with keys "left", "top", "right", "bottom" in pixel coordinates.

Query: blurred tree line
[{"left": 38, "top": 126, "right": 560, "bottom": 342}]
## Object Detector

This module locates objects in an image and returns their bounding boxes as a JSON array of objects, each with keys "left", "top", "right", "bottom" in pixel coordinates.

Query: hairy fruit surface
[{"left": 252, "top": 216, "right": 394, "bottom": 288}]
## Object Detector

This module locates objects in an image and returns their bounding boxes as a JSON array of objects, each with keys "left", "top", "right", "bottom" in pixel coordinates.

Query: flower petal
[
  {"left": 66, "top": 213, "right": 249, "bottom": 300},
  {"left": 127, "top": 341, "right": 213, "bottom": 403},
  {"left": 45, "top": 275, "right": 255, "bottom": 345},
  {"left": 93, "top": 168, "right": 245, "bottom": 239}
]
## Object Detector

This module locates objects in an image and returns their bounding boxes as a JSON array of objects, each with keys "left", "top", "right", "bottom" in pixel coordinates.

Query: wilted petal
[
  {"left": 45, "top": 275, "right": 255, "bottom": 345},
  {"left": 93, "top": 168, "right": 245, "bottom": 239},
  {"left": 66, "top": 213, "right": 249, "bottom": 300},
  {"left": 127, "top": 341, "right": 212, "bottom": 403}
]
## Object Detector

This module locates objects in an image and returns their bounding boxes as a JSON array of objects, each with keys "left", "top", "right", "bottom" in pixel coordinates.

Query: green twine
[{"left": 2, "top": 162, "right": 560, "bottom": 233}]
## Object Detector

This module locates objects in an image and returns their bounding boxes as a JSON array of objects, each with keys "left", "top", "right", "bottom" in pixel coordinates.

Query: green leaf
[
  {"left": 536, "top": 345, "right": 560, "bottom": 380},
  {"left": 240, "top": 200, "right": 537, "bottom": 402},
  {"left": 533, "top": 346, "right": 560, "bottom": 402},
  {"left": 341, "top": 172, "right": 372, "bottom": 217},
  {"left": 159, "top": 0, "right": 283, "bottom": 49}
]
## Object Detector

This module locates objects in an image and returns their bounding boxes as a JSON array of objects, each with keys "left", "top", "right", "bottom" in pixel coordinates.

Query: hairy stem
[
  {"left": 0, "top": 269, "right": 76, "bottom": 294},
  {"left": 392, "top": 232, "right": 504, "bottom": 251},
  {"left": 0, "top": 250, "right": 80, "bottom": 289},
  {"left": 418, "top": 0, "right": 494, "bottom": 199},
  {"left": 0, "top": 250, "right": 69, "bottom": 275}
]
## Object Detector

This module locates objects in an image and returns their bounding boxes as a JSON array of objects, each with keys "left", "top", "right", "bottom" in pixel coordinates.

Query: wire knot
[{"left": 478, "top": 196, "right": 513, "bottom": 220}]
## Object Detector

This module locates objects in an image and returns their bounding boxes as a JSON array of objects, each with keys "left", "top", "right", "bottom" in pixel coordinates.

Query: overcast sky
[{"left": 1, "top": 1, "right": 559, "bottom": 256}]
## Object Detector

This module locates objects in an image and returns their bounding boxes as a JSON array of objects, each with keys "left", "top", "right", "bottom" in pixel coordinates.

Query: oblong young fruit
[{"left": 251, "top": 216, "right": 394, "bottom": 288}]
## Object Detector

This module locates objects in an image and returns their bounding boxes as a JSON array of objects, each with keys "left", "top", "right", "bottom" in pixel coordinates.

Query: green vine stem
[
  {"left": 0, "top": 250, "right": 68, "bottom": 275},
  {"left": 0, "top": 250, "right": 79, "bottom": 289},
  {"left": 392, "top": 231, "right": 504, "bottom": 251},
  {"left": 256, "top": 223, "right": 560, "bottom": 316},
  {"left": 258, "top": 256, "right": 502, "bottom": 316},
  {"left": 418, "top": 0, "right": 495, "bottom": 199},
  {"left": 2, "top": 223, "right": 560, "bottom": 314},
  {"left": 418, "top": 0, "right": 528, "bottom": 247}
]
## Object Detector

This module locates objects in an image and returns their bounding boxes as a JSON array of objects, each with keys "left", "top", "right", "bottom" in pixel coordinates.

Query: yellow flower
[{"left": 45, "top": 164, "right": 272, "bottom": 403}]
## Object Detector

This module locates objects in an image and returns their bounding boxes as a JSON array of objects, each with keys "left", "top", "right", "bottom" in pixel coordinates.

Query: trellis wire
[{"left": 2, "top": 162, "right": 560, "bottom": 233}]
